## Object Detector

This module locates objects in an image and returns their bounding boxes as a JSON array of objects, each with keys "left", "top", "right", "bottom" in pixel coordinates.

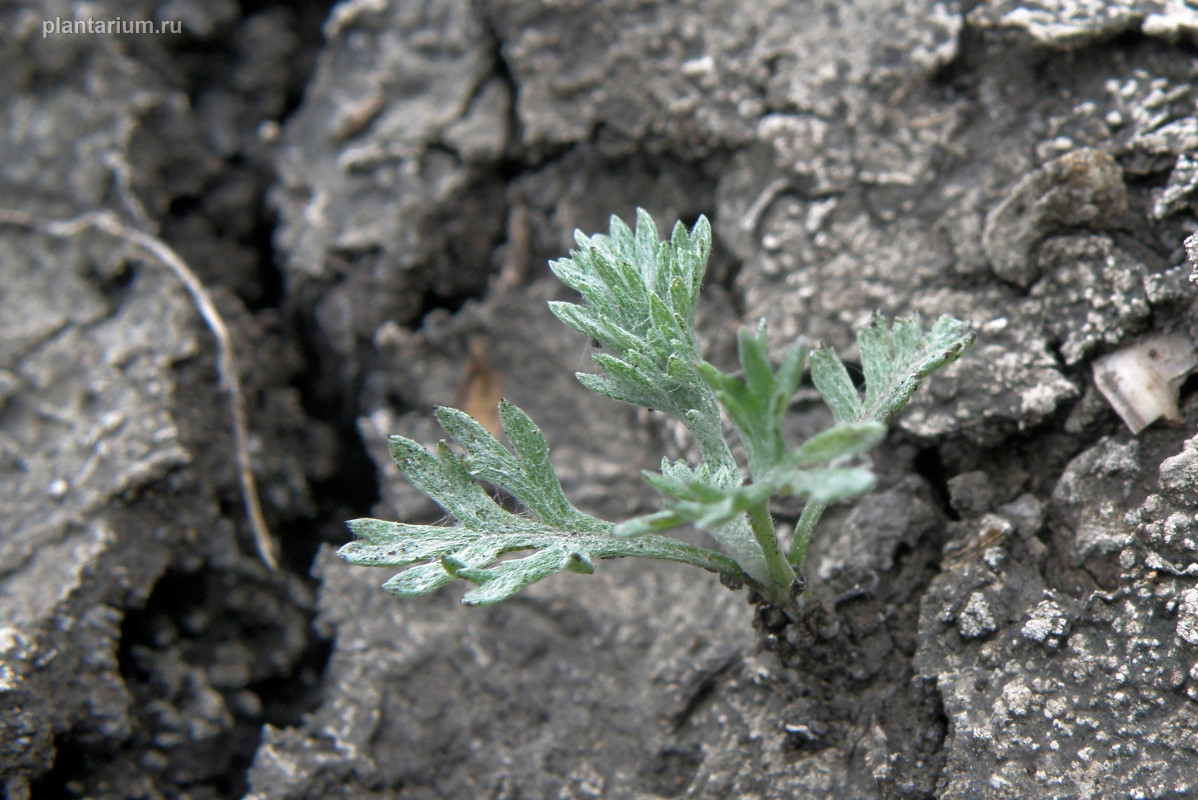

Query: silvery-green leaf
[
  {"left": 809, "top": 348, "right": 864, "bottom": 424},
  {"left": 550, "top": 211, "right": 729, "bottom": 468},
  {"left": 697, "top": 326, "right": 808, "bottom": 481},
  {"left": 778, "top": 422, "right": 886, "bottom": 472},
  {"left": 341, "top": 401, "right": 746, "bottom": 604},
  {"left": 781, "top": 467, "right": 876, "bottom": 503},
  {"left": 813, "top": 314, "right": 974, "bottom": 425}
]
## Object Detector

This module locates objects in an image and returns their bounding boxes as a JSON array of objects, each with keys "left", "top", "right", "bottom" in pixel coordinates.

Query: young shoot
[{"left": 341, "top": 210, "right": 973, "bottom": 615}]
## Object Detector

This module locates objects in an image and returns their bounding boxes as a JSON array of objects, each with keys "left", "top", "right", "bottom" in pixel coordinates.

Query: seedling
[{"left": 341, "top": 211, "right": 973, "bottom": 614}]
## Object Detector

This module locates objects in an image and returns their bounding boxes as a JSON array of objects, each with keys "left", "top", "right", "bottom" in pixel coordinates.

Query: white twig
[{"left": 0, "top": 207, "right": 279, "bottom": 570}]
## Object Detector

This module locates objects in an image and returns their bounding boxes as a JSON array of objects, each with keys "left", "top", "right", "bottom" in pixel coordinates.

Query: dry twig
[{"left": 0, "top": 207, "right": 279, "bottom": 570}]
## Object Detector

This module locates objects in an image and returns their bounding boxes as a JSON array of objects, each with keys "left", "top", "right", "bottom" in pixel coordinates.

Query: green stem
[
  {"left": 788, "top": 500, "right": 827, "bottom": 567},
  {"left": 687, "top": 403, "right": 740, "bottom": 483},
  {"left": 745, "top": 499, "right": 796, "bottom": 608},
  {"left": 599, "top": 531, "right": 749, "bottom": 581}
]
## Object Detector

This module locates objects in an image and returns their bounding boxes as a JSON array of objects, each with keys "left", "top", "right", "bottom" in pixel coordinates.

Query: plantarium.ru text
[{"left": 340, "top": 211, "right": 974, "bottom": 615}]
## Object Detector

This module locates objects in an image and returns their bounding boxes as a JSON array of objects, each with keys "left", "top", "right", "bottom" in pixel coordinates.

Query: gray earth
[{"left": 3, "top": 1, "right": 1198, "bottom": 798}]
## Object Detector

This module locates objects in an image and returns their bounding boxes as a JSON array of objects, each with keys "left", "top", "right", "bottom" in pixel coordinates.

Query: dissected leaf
[
  {"left": 811, "top": 314, "right": 975, "bottom": 424},
  {"left": 340, "top": 401, "right": 745, "bottom": 604},
  {"left": 548, "top": 211, "right": 727, "bottom": 460},
  {"left": 697, "top": 326, "right": 807, "bottom": 480},
  {"left": 452, "top": 549, "right": 563, "bottom": 606}
]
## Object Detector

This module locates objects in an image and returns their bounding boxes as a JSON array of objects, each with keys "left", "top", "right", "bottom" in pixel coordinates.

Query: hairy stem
[
  {"left": 682, "top": 396, "right": 742, "bottom": 485},
  {"left": 595, "top": 531, "right": 749, "bottom": 581},
  {"left": 788, "top": 500, "right": 827, "bottom": 567},
  {"left": 745, "top": 499, "right": 796, "bottom": 608}
]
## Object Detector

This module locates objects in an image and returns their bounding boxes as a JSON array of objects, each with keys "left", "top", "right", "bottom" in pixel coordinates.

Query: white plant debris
[{"left": 1092, "top": 333, "right": 1198, "bottom": 434}]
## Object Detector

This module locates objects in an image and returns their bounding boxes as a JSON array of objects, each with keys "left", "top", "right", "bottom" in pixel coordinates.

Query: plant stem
[
  {"left": 688, "top": 404, "right": 740, "bottom": 483},
  {"left": 595, "top": 531, "right": 749, "bottom": 582},
  {"left": 745, "top": 499, "right": 796, "bottom": 608},
  {"left": 788, "top": 500, "right": 826, "bottom": 567}
]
